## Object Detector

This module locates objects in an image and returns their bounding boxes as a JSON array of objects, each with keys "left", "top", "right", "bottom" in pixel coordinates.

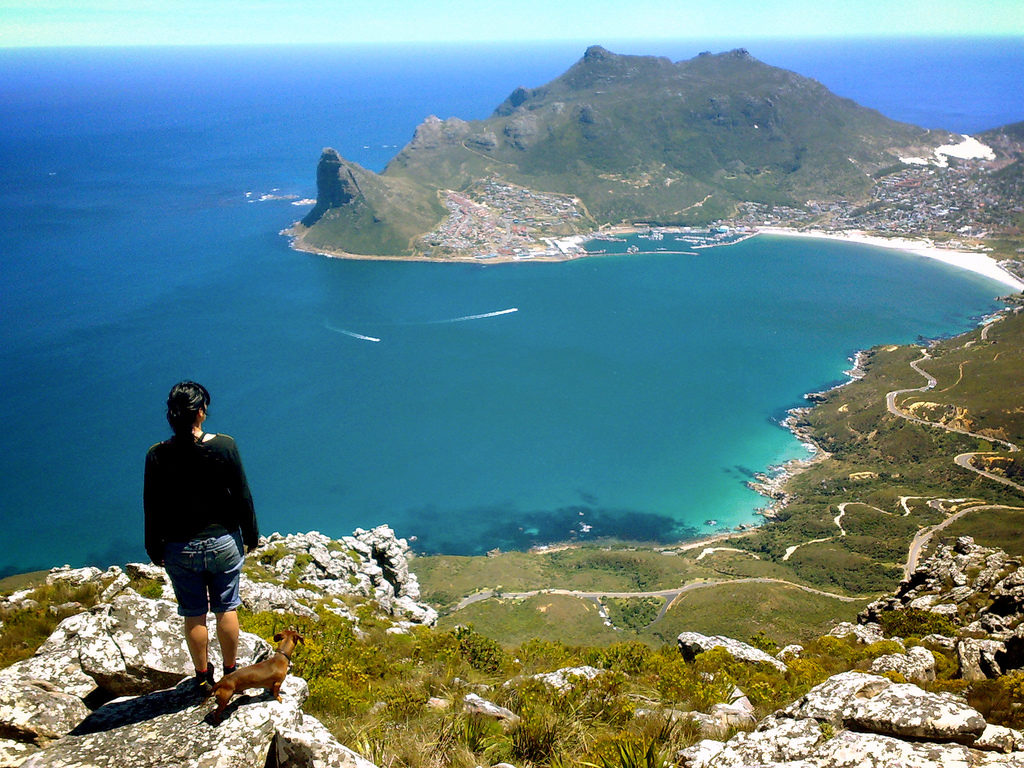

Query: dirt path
[{"left": 452, "top": 576, "right": 865, "bottom": 616}]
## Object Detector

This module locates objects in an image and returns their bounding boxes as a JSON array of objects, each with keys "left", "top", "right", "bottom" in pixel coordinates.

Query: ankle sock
[
  {"left": 196, "top": 666, "right": 214, "bottom": 685},
  {"left": 223, "top": 664, "right": 237, "bottom": 676}
]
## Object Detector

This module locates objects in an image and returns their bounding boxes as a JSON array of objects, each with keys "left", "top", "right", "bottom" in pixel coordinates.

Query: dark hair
[{"left": 166, "top": 381, "right": 210, "bottom": 440}]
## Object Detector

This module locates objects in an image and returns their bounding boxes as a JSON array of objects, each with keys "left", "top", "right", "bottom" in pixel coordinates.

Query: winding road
[
  {"left": 882, "top": 337, "right": 1024, "bottom": 577},
  {"left": 886, "top": 348, "right": 1021, "bottom": 486}
]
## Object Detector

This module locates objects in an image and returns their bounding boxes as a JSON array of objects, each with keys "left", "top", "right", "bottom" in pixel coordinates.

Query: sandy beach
[
  {"left": 290, "top": 220, "right": 1024, "bottom": 291},
  {"left": 756, "top": 227, "right": 1024, "bottom": 292}
]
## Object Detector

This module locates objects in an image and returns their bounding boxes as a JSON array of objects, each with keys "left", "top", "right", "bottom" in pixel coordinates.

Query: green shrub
[
  {"left": 604, "top": 598, "right": 664, "bottom": 631},
  {"left": 748, "top": 631, "right": 778, "bottom": 653},
  {"left": 877, "top": 609, "right": 958, "bottom": 638},
  {"left": 590, "top": 641, "right": 654, "bottom": 675},
  {"left": 518, "top": 637, "right": 581, "bottom": 672},
  {"left": 452, "top": 625, "right": 511, "bottom": 675},
  {"left": 133, "top": 579, "right": 164, "bottom": 599}
]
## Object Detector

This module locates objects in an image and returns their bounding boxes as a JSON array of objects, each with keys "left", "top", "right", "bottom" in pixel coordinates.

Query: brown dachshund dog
[{"left": 210, "top": 629, "right": 304, "bottom": 723}]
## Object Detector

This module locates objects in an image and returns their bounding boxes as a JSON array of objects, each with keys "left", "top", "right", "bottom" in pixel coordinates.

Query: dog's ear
[
  {"left": 273, "top": 632, "right": 284, "bottom": 642},
  {"left": 297, "top": 634, "right": 305, "bottom": 644}
]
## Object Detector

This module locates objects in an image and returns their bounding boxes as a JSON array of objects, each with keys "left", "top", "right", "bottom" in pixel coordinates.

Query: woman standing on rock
[{"left": 144, "top": 381, "right": 260, "bottom": 694}]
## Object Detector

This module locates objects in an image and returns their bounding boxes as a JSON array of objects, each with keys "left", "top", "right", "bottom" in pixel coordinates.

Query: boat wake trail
[
  {"left": 427, "top": 307, "right": 518, "bottom": 324},
  {"left": 324, "top": 322, "right": 381, "bottom": 343},
  {"left": 324, "top": 308, "right": 517, "bottom": 339}
]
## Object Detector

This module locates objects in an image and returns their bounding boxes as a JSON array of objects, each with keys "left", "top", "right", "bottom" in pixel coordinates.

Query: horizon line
[{"left": 3, "top": 32, "right": 1024, "bottom": 51}]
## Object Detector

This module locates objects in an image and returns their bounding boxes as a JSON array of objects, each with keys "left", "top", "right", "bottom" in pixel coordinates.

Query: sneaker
[{"left": 195, "top": 666, "right": 215, "bottom": 697}]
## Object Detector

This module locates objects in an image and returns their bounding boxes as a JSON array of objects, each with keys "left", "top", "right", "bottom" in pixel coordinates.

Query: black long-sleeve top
[{"left": 144, "top": 433, "right": 259, "bottom": 564}]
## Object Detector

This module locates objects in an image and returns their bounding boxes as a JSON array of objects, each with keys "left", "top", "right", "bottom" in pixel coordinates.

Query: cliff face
[{"left": 300, "top": 148, "right": 360, "bottom": 227}]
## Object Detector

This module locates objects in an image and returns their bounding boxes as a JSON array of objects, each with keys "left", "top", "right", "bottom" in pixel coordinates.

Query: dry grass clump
[{"left": 0, "top": 580, "right": 100, "bottom": 667}]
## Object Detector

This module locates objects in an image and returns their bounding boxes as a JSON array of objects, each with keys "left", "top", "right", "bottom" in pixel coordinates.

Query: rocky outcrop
[
  {"left": 828, "top": 621, "right": 888, "bottom": 646},
  {"left": 405, "top": 116, "right": 470, "bottom": 153},
  {"left": 273, "top": 711, "right": 380, "bottom": 768},
  {"left": 300, "top": 148, "right": 361, "bottom": 227},
  {"left": 958, "top": 637, "right": 1006, "bottom": 681},
  {"left": 0, "top": 589, "right": 271, "bottom": 751},
  {"left": 246, "top": 526, "right": 437, "bottom": 628},
  {"left": 17, "top": 674, "right": 375, "bottom": 768},
  {"left": 857, "top": 536, "right": 1024, "bottom": 682},
  {"left": 531, "top": 665, "right": 604, "bottom": 691},
  {"left": 0, "top": 589, "right": 271, "bottom": 702},
  {"left": 677, "top": 632, "right": 788, "bottom": 673},
  {"left": 0, "top": 525, "right": 437, "bottom": 766},
  {"left": 680, "top": 671, "right": 1022, "bottom": 768},
  {"left": 503, "top": 112, "right": 540, "bottom": 150},
  {"left": 465, "top": 131, "right": 498, "bottom": 150},
  {"left": 0, "top": 590, "right": 376, "bottom": 768},
  {"left": 659, "top": 687, "right": 757, "bottom": 737},
  {"left": 503, "top": 665, "right": 605, "bottom": 693},
  {"left": 862, "top": 536, "right": 1022, "bottom": 641},
  {"left": 0, "top": 676, "right": 90, "bottom": 744}
]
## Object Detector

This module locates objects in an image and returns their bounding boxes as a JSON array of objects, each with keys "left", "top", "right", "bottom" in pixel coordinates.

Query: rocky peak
[
  {"left": 300, "top": 148, "right": 360, "bottom": 227},
  {"left": 405, "top": 115, "right": 470, "bottom": 153},
  {"left": 583, "top": 45, "right": 613, "bottom": 63}
]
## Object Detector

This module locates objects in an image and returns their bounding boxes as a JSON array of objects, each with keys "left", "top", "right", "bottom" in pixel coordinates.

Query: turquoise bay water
[{"left": 0, "top": 42, "right": 1020, "bottom": 575}]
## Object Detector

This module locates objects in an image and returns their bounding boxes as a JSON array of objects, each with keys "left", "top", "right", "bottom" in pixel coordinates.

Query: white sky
[{"left": 1, "top": 0, "right": 1022, "bottom": 47}]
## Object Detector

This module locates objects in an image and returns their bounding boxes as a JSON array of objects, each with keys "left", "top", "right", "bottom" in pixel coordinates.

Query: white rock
[
  {"left": 46, "top": 566, "right": 101, "bottom": 586},
  {"left": 677, "top": 632, "right": 788, "bottom": 673},
  {"left": 777, "top": 644, "right": 803, "bottom": 661},
  {"left": 693, "top": 716, "right": 823, "bottom": 767},
  {"left": 974, "top": 723, "right": 1024, "bottom": 753},
  {"left": 531, "top": 665, "right": 604, "bottom": 691},
  {"left": 677, "top": 738, "right": 725, "bottom": 768},
  {"left": 814, "top": 729, "right": 976, "bottom": 768},
  {"left": 828, "top": 621, "right": 890, "bottom": 646},
  {"left": 869, "top": 645, "right": 936, "bottom": 682},
  {"left": 463, "top": 693, "right": 520, "bottom": 726},
  {"left": 846, "top": 683, "right": 986, "bottom": 744},
  {"left": 0, "top": 677, "right": 91, "bottom": 743},
  {"left": 274, "top": 711, "right": 380, "bottom": 767}
]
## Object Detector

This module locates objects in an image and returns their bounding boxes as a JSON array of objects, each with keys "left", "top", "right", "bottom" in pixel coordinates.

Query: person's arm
[
  {"left": 227, "top": 439, "right": 259, "bottom": 550},
  {"left": 143, "top": 448, "right": 165, "bottom": 565}
]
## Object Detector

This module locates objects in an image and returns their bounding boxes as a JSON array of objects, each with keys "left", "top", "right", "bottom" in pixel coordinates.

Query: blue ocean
[{"left": 1, "top": 39, "right": 1022, "bottom": 576}]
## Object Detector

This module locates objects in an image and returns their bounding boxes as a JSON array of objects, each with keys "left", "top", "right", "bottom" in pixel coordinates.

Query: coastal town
[
  {"left": 417, "top": 179, "right": 591, "bottom": 260},
  {"left": 731, "top": 147, "right": 1022, "bottom": 241},
  {"left": 412, "top": 133, "right": 1024, "bottom": 271}
]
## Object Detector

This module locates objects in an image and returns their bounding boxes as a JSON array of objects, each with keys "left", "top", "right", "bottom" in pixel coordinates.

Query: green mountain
[{"left": 295, "top": 46, "right": 950, "bottom": 257}]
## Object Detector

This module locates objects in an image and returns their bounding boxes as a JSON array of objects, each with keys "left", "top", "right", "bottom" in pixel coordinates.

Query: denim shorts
[{"left": 163, "top": 530, "right": 244, "bottom": 617}]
